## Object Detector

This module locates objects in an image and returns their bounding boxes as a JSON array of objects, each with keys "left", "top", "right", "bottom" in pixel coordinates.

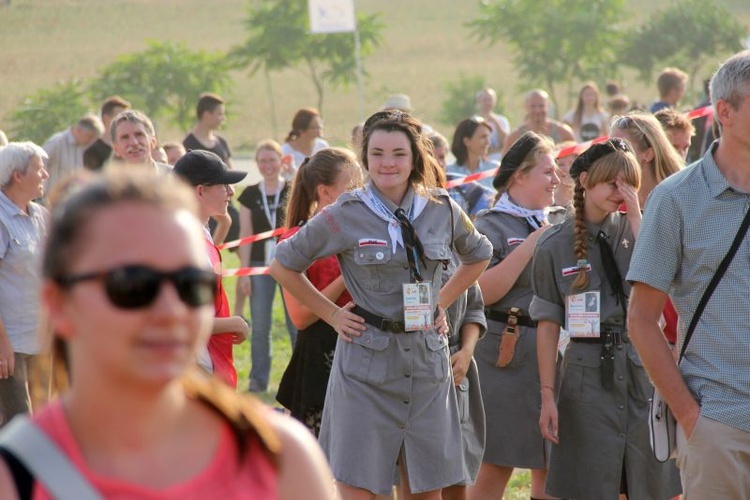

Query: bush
[{"left": 9, "top": 79, "right": 90, "bottom": 145}]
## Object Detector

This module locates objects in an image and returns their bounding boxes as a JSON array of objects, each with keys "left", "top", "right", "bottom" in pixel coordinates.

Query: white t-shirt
[
  {"left": 280, "top": 138, "right": 330, "bottom": 181},
  {"left": 563, "top": 110, "right": 610, "bottom": 142}
]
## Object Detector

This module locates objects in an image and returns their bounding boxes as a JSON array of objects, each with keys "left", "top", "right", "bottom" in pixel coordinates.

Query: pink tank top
[{"left": 31, "top": 401, "right": 278, "bottom": 499}]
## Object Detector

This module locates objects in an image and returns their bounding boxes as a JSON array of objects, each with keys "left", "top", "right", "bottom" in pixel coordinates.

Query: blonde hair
[{"left": 570, "top": 145, "right": 641, "bottom": 291}]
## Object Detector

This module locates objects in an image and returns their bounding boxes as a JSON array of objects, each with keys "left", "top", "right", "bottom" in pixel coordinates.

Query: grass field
[
  {"left": 2, "top": 1, "right": 748, "bottom": 496},
  {"left": 1, "top": 0, "right": 748, "bottom": 152}
]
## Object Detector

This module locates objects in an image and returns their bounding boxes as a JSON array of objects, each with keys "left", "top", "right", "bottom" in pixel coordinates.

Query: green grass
[{"left": 1, "top": 0, "right": 748, "bottom": 153}]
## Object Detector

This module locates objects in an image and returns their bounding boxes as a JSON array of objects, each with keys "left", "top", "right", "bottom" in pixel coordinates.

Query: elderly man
[
  {"left": 628, "top": 50, "right": 750, "bottom": 497},
  {"left": 475, "top": 87, "right": 511, "bottom": 161},
  {"left": 0, "top": 142, "right": 49, "bottom": 426},
  {"left": 503, "top": 89, "right": 574, "bottom": 153},
  {"left": 109, "top": 110, "right": 171, "bottom": 174},
  {"left": 83, "top": 95, "right": 131, "bottom": 171},
  {"left": 43, "top": 115, "right": 102, "bottom": 193}
]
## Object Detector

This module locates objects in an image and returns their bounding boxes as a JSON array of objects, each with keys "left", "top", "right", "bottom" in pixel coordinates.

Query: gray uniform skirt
[
  {"left": 546, "top": 341, "right": 681, "bottom": 499},
  {"left": 451, "top": 346, "right": 486, "bottom": 485},
  {"left": 475, "top": 319, "right": 547, "bottom": 468},
  {"left": 318, "top": 325, "right": 464, "bottom": 495}
]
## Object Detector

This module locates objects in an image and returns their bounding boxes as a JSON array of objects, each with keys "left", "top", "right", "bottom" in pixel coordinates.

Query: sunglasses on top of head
[{"left": 55, "top": 265, "right": 217, "bottom": 310}]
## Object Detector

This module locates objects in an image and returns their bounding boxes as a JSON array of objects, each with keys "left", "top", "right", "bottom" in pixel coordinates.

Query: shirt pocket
[
  {"left": 353, "top": 245, "right": 392, "bottom": 292},
  {"left": 341, "top": 326, "right": 391, "bottom": 385},
  {"left": 423, "top": 331, "right": 450, "bottom": 384},
  {"left": 5, "top": 237, "right": 36, "bottom": 275},
  {"left": 560, "top": 343, "right": 601, "bottom": 402},
  {"left": 422, "top": 242, "right": 451, "bottom": 285}
]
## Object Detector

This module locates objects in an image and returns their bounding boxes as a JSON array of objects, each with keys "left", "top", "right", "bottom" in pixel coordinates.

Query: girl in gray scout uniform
[
  {"left": 470, "top": 132, "right": 560, "bottom": 500},
  {"left": 271, "top": 111, "right": 492, "bottom": 499},
  {"left": 531, "top": 139, "right": 681, "bottom": 499},
  {"left": 441, "top": 276, "right": 487, "bottom": 500}
]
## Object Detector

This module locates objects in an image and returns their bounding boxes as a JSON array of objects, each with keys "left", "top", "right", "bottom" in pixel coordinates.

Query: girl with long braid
[{"left": 530, "top": 138, "right": 681, "bottom": 499}]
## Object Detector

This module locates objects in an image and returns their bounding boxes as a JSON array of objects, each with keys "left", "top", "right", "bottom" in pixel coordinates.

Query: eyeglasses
[
  {"left": 612, "top": 115, "right": 651, "bottom": 148},
  {"left": 56, "top": 265, "right": 217, "bottom": 309}
]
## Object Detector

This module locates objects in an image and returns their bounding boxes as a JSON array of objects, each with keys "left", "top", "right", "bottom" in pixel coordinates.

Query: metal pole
[{"left": 354, "top": 28, "right": 364, "bottom": 122}]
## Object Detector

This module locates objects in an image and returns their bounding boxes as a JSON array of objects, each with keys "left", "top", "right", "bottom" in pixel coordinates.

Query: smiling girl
[{"left": 270, "top": 111, "right": 491, "bottom": 499}]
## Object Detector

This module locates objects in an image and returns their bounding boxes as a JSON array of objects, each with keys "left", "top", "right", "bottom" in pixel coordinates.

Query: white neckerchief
[
  {"left": 260, "top": 179, "right": 283, "bottom": 228},
  {"left": 355, "top": 184, "right": 428, "bottom": 253},
  {"left": 490, "top": 192, "right": 548, "bottom": 230}
]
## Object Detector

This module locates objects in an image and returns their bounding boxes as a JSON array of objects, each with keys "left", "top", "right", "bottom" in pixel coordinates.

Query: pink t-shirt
[{"left": 31, "top": 401, "right": 277, "bottom": 499}]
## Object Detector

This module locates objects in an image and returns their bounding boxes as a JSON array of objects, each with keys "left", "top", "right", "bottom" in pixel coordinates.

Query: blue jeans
[{"left": 248, "top": 264, "right": 297, "bottom": 391}]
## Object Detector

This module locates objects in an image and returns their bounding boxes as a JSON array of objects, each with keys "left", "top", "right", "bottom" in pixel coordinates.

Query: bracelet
[{"left": 541, "top": 385, "right": 555, "bottom": 392}]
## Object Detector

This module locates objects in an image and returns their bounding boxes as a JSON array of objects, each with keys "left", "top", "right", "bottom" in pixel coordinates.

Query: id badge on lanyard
[
  {"left": 565, "top": 291, "right": 601, "bottom": 338},
  {"left": 260, "top": 181, "right": 282, "bottom": 266},
  {"left": 403, "top": 281, "right": 433, "bottom": 331}
]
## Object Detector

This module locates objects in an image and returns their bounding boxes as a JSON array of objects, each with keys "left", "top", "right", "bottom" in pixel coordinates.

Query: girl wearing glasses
[
  {"left": 271, "top": 111, "right": 492, "bottom": 499},
  {"left": 531, "top": 139, "right": 681, "bottom": 499},
  {"left": 470, "top": 132, "right": 560, "bottom": 500},
  {"left": 237, "top": 140, "right": 297, "bottom": 393},
  {"left": 0, "top": 170, "right": 334, "bottom": 499}
]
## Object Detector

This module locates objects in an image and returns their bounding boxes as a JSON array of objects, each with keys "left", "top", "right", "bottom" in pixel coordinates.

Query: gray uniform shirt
[
  {"left": 275, "top": 184, "right": 492, "bottom": 320},
  {"left": 627, "top": 143, "right": 750, "bottom": 433}
]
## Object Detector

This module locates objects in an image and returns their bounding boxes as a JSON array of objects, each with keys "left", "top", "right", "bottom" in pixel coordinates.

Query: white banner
[{"left": 308, "top": 0, "right": 356, "bottom": 34}]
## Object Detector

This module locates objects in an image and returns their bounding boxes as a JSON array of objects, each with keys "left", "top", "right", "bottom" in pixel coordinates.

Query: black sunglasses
[{"left": 55, "top": 265, "right": 217, "bottom": 310}]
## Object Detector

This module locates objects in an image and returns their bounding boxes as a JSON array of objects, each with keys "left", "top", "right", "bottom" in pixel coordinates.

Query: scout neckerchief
[
  {"left": 490, "top": 192, "right": 548, "bottom": 230},
  {"left": 354, "top": 183, "right": 428, "bottom": 255}
]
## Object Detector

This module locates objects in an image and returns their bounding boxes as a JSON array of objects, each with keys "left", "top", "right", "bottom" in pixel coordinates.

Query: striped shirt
[
  {"left": 627, "top": 142, "right": 750, "bottom": 433},
  {"left": 43, "top": 128, "right": 86, "bottom": 192},
  {"left": 0, "top": 191, "right": 47, "bottom": 354}
]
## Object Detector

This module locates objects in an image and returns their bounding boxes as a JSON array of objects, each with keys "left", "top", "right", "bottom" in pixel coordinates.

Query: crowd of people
[{"left": 0, "top": 49, "right": 748, "bottom": 499}]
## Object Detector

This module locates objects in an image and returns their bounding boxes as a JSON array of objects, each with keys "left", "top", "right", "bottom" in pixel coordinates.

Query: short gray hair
[
  {"left": 710, "top": 50, "right": 750, "bottom": 112},
  {"left": 0, "top": 141, "right": 48, "bottom": 189},
  {"left": 110, "top": 109, "right": 156, "bottom": 143}
]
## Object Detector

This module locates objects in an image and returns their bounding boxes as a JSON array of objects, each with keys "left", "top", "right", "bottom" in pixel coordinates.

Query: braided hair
[{"left": 569, "top": 138, "right": 641, "bottom": 292}]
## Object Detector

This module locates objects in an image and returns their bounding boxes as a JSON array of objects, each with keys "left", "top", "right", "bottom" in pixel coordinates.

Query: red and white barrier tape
[{"left": 219, "top": 105, "right": 714, "bottom": 259}]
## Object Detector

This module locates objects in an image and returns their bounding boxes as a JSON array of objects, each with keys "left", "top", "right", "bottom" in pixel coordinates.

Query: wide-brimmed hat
[{"left": 381, "top": 93, "right": 413, "bottom": 112}]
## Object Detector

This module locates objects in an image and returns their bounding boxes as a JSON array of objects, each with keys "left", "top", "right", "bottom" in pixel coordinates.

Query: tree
[
  {"left": 619, "top": 0, "right": 747, "bottom": 96},
  {"left": 468, "top": 0, "right": 626, "bottom": 113},
  {"left": 229, "top": 0, "right": 382, "bottom": 113},
  {"left": 90, "top": 41, "right": 233, "bottom": 130},
  {"left": 440, "top": 74, "right": 491, "bottom": 126},
  {"left": 9, "top": 79, "right": 89, "bottom": 145}
]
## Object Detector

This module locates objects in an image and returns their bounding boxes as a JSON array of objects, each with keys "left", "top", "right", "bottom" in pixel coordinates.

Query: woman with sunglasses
[
  {"left": 0, "top": 170, "right": 334, "bottom": 499},
  {"left": 469, "top": 132, "right": 560, "bottom": 500},
  {"left": 447, "top": 117, "right": 499, "bottom": 190},
  {"left": 610, "top": 112, "right": 684, "bottom": 349},
  {"left": 610, "top": 112, "right": 683, "bottom": 207},
  {"left": 271, "top": 111, "right": 492, "bottom": 499},
  {"left": 275, "top": 148, "right": 362, "bottom": 436},
  {"left": 531, "top": 139, "right": 681, "bottom": 499}
]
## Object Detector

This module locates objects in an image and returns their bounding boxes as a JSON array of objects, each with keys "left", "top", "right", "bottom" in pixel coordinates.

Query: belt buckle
[{"left": 382, "top": 319, "right": 405, "bottom": 333}]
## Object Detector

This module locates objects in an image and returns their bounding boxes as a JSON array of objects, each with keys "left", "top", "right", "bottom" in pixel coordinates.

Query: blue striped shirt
[{"left": 0, "top": 191, "right": 47, "bottom": 354}]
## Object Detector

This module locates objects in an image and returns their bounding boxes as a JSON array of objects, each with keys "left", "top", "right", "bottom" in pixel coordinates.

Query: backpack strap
[
  {"left": 0, "top": 446, "right": 33, "bottom": 500},
  {"left": 0, "top": 416, "right": 102, "bottom": 500}
]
